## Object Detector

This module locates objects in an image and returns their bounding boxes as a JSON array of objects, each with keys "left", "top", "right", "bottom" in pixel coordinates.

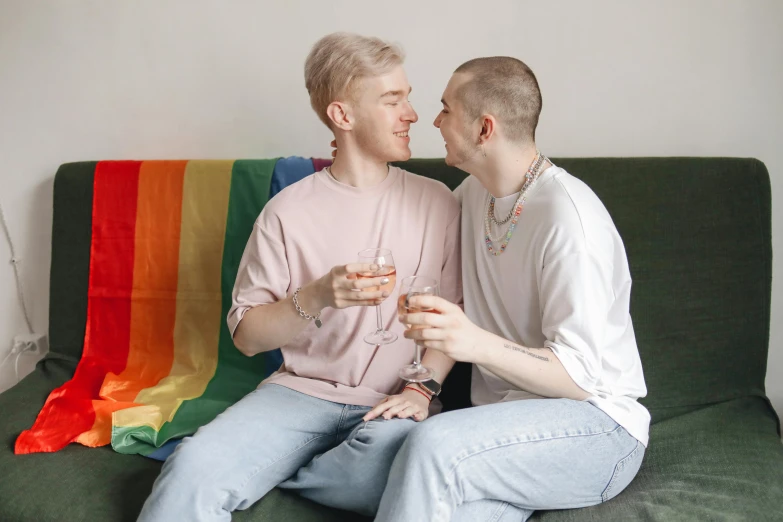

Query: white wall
[{"left": 1, "top": 0, "right": 781, "bottom": 418}]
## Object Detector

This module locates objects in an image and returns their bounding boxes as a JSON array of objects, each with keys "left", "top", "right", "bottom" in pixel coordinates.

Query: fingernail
[{"left": 382, "top": 291, "right": 390, "bottom": 297}]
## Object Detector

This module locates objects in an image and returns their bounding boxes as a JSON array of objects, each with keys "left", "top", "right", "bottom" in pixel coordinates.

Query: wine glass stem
[
  {"left": 414, "top": 342, "right": 423, "bottom": 366},
  {"left": 375, "top": 305, "right": 383, "bottom": 333}
]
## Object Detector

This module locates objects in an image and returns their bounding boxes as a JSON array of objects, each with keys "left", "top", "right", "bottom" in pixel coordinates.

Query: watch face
[{"left": 422, "top": 380, "right": 441, "bottom": 395}]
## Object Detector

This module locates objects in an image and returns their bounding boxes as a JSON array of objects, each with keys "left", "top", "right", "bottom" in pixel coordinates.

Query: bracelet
[
  {"left": 404, "top": 385, "right": 432, "bottom": 402},
  {"left": 293, "top": 287, "right": 322, "bottom": 328}
]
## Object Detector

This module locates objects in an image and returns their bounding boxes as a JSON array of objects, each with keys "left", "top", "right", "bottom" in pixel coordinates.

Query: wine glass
[
  {"left": 397, "top": 275, "right": 439, "bottom": 382},
  {"left": 358, "top": 248, "right": 397, "bottom": 345}
]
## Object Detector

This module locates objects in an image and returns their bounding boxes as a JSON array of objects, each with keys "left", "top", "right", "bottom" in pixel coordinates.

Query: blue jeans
[
  {"left": 138, "top": 384, "right": 415, "bottom": 521},
  {"left": 375, "top": 398, "right": 645, "bottom": 522}
]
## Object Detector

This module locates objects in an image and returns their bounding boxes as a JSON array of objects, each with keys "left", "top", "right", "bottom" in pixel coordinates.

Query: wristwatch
[{"left": 417, "top": 379, "right": 441, "bottom": 397}]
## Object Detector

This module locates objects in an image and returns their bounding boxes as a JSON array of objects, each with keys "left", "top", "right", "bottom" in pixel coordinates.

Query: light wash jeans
[
  {"left": 137, "top": 383, "right": 416, "bottom": 521},
  {"left": 375, "top": 398, "right": 645, "bottom": 522}
]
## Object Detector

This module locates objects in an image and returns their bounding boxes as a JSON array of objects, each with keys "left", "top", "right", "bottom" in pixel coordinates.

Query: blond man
[
  {"left": 374, "top": 58, "right": 649, "bottom": 521},
  {"left": 138, "top": 33, "right": 460, "bottom": 521}
]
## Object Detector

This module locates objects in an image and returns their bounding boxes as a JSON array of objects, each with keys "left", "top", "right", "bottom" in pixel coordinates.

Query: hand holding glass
[
  {"left": 397, "top": 275, "right": 439, "bottom": 382},
  {"left": 358, "top": 248, "right": 397, "bottom": 345}
]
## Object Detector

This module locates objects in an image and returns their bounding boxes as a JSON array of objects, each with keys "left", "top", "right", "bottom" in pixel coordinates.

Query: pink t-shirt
[{"left": 227, "top": 166, "right": 462, "bottom": 406}]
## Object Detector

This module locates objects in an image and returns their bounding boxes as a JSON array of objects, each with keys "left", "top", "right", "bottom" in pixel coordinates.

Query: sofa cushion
[
  {"left": 1, "top": 359, "right": 368, "bottom": 522},
  {"left": 533, "top": 397, "right": 783, "bottom": 521},
  {"left": 5, "top": 363, "right": 781, "bottom": 521}
]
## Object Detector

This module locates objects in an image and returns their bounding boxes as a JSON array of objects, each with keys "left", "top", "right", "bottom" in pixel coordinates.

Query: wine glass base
[
  {"left": 399, "top": 365, "right": 433, "bottom": 383},
  {"left": 364, "top": 330, "right": 398, "bottom": 345}
]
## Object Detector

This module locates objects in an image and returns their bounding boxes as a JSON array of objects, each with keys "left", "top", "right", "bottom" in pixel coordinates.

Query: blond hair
[
  {"left": 305, "top": 32, "right": 405, "bottom": 128},
  {"left": 454, "top": 57, "right": 542, "bottom": 143}
]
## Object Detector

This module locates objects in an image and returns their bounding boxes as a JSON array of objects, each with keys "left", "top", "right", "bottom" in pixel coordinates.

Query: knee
[
  {"left": 402, "top": 418, "right": 444, "bottom": 457},
  {"left": 333, "top": 420, "right": 417, "bottom": 515},
  {"left": 351, "top": 418, "right": 417, "bottom": 456},
  {"left": 341, "top": 419, "right": 418, "bottom": 487}
]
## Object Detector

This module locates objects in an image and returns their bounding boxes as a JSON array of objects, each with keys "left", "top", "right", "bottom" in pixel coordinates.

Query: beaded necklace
[{"left": 484, "top": 152, "right": 548, "bottom": 256}]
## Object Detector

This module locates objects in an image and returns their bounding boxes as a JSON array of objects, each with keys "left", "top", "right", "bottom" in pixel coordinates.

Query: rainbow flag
[{"left": 15, "top": 158, "right": 328, "bottom": 458}]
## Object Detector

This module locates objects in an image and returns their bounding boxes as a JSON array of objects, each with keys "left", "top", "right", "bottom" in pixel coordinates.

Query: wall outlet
[{"left": 11, "top": 333, "right": 48, "bottom": 356}]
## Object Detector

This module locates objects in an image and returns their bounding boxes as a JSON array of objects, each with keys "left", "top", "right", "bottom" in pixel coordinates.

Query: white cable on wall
[
  {"left": 0, "top": 345, "right": 25, "bottom": 384},
  {"left": 0, "top": 200, "right": 34, "bottom": 335}
]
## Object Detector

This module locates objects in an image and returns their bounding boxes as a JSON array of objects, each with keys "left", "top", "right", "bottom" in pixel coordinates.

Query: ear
[
  {"left": 478, "top": 114, "right": 497, "bottom": 145},
  {"left": 326, "top": 101, "right": 353, "bottom": 131}
]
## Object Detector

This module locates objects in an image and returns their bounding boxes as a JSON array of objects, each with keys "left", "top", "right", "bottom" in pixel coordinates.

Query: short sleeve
[
  {"left": 539, "top": 250, "right": 612, "bottom": 393},
  {"left": 226, "top": 222, "right": 290, "bottom": 337}
]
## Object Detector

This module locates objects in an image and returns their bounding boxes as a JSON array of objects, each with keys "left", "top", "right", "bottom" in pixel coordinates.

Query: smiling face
[
  {"left": 350, "top": 65, "right": 419, "bottom": 163},
  {"left": 433, "top": 73, "right": 481, "bottom": 167}
]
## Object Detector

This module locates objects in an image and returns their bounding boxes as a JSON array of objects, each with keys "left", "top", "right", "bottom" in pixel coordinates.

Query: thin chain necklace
[
  {"left": 484, "top": 152, "right": 548, "bottom": 256},
  {"left": 489, "top": 152, "right": 544, "bottom": 226}
]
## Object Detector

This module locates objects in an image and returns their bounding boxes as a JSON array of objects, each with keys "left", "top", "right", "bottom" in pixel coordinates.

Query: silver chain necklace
[
  {"left": 489, "top": 152, "right": 544, "bottom": 226},
  {"left": 483, "top": 153, "right": 549, "bottom": 253}
]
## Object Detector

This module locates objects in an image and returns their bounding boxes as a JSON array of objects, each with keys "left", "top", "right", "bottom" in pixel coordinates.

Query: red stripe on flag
[{"left": 15, "top": 161, "right": 141, "bottom": 453}]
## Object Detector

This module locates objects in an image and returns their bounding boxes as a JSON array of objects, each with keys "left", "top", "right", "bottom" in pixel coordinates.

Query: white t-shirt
[{"left": 455, "top": 164, "right": 650, "bottom": 447}]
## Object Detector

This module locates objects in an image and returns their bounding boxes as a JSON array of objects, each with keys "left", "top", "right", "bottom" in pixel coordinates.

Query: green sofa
[{"left": 2, "top": 157, "right": 782, "bottom": 521}]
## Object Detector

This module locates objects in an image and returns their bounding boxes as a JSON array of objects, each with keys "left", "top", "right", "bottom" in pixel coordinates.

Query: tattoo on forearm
[{"left": 504, "top": 343, "right": 550, "bottom": 362}]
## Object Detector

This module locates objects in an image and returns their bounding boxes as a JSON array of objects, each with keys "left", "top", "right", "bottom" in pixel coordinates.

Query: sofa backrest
[
  {"left": 48, "top": 157, "right": 772, "bottom": 421},
  {"left": 395, "top": 158, "right": 773, "bottom": 419}
]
